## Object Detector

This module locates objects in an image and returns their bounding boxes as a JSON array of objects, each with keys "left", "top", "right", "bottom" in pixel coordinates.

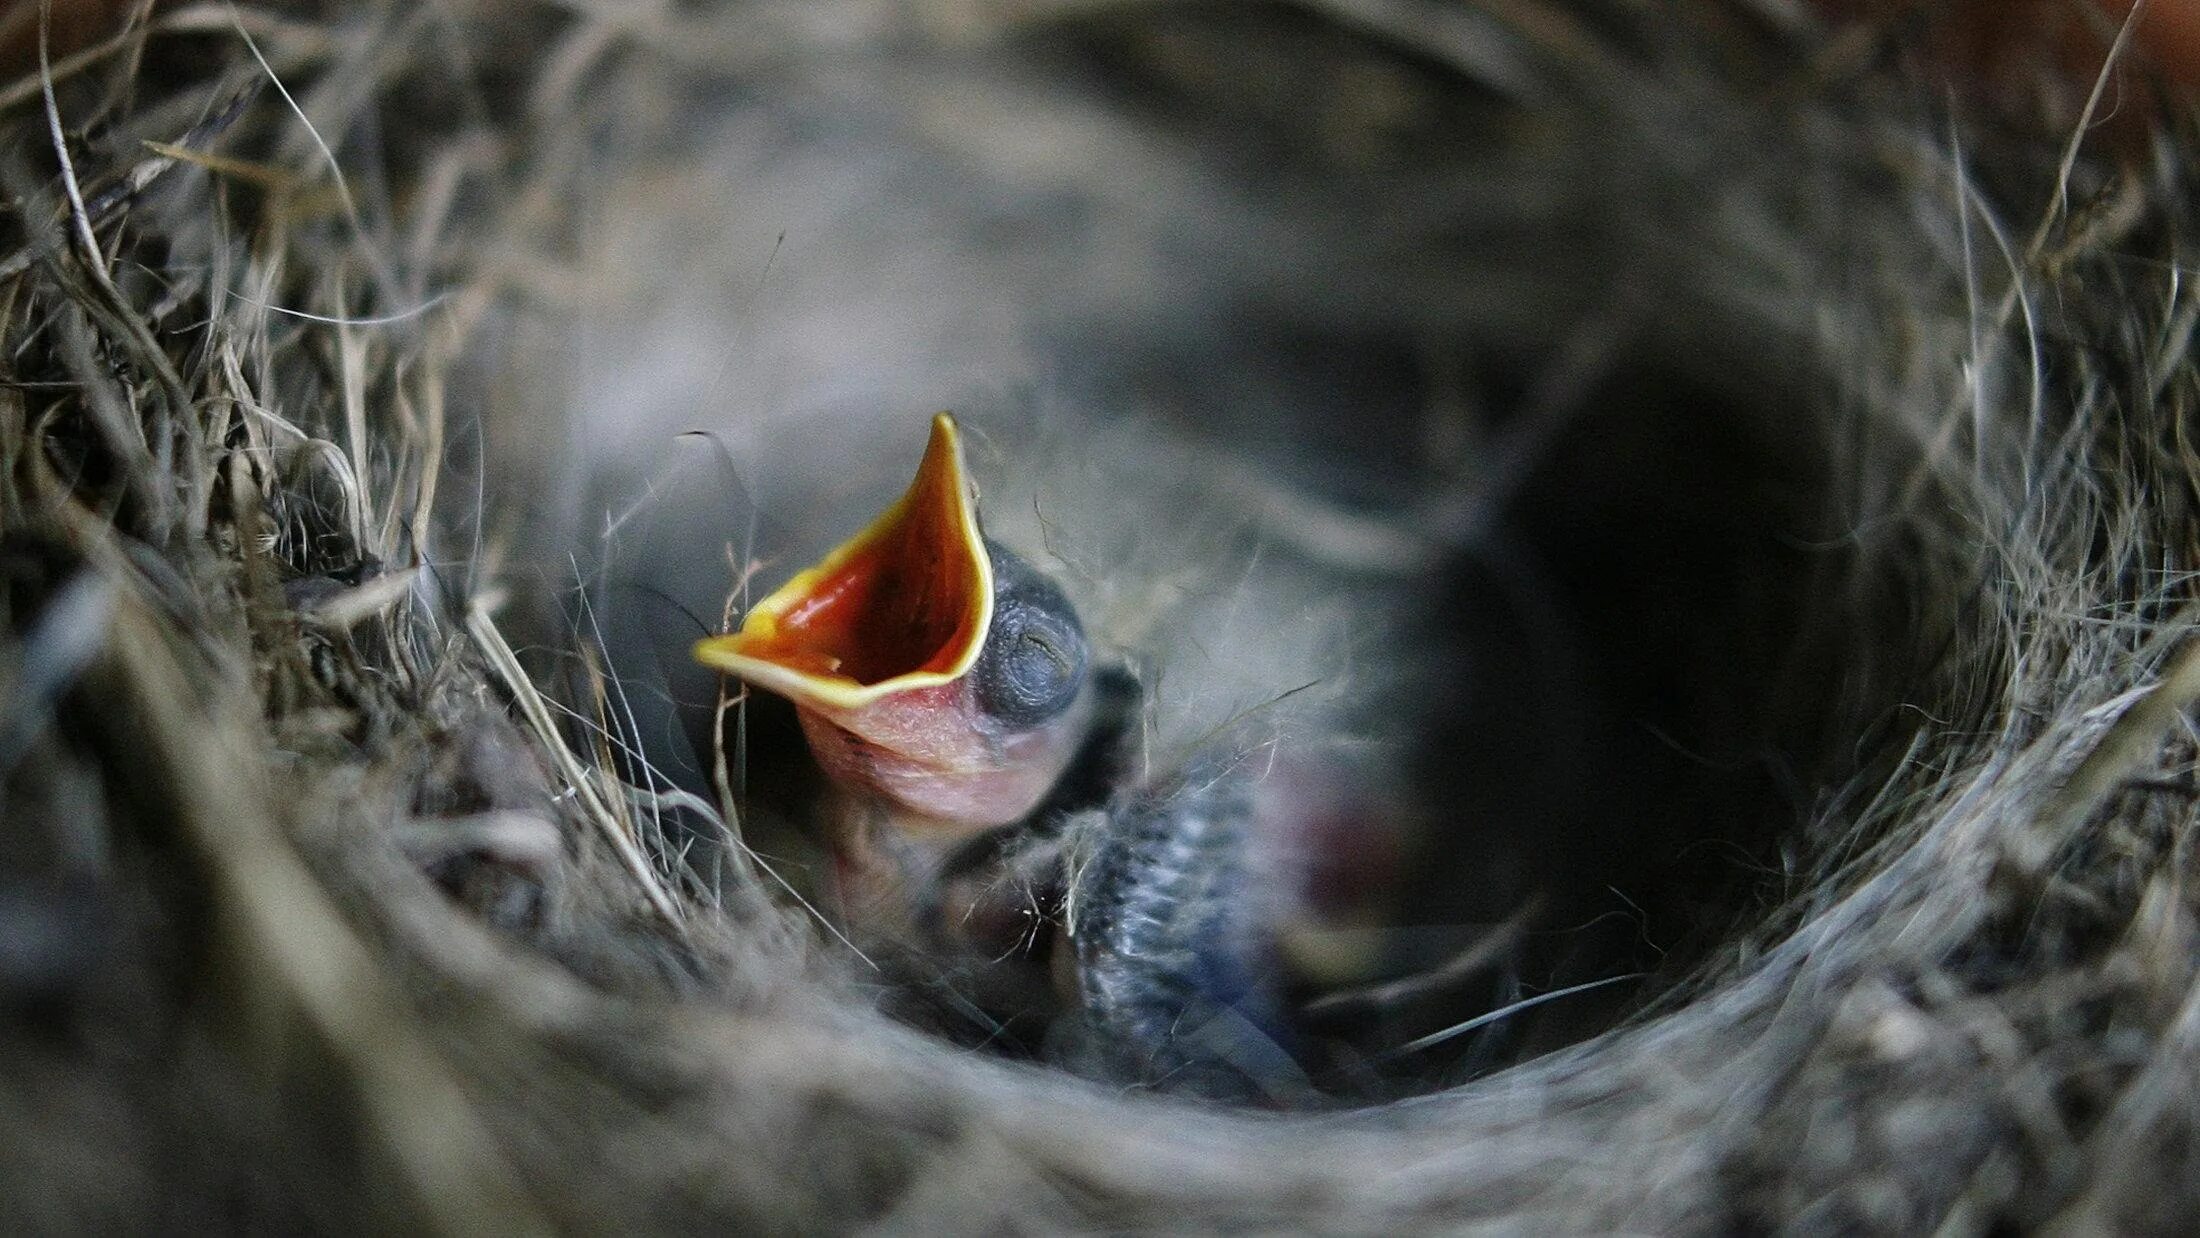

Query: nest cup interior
[{"left": 562, "top": 3, "right": 1968, "bottom": 1100}]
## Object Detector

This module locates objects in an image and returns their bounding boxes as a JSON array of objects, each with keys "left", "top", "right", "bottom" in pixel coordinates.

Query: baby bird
[
  {"left": 696, "top": 413, "right": 1324, "bottom": 1100},
  {"left": 695, "top": 415, "right": 1094, "bottom": 931}
]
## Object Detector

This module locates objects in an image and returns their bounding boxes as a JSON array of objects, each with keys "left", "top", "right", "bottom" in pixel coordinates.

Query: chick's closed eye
[{"left": 972, "top": 541, "right": 1089, "bottom": 730}]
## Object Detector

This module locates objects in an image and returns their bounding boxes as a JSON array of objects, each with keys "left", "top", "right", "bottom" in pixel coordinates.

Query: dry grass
[{"left": 3, "top": 0, "right": 2200, "bottom": 1231}]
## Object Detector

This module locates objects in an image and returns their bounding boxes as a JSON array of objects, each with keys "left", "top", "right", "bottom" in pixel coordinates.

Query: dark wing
[{"left": 1062, "top": 745, "right": 1312, "bottom": 1104}]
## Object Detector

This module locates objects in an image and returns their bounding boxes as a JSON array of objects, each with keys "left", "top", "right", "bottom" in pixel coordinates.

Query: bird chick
[{"left": 694, "top": 413, "right": 1093, "bottom": 932}]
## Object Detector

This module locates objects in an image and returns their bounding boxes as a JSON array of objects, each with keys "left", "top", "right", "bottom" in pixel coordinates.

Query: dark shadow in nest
[
  {"left": 1384, "top": 359, "right": 1924, "bottom": 1074},
  {"left": 1057, "top": 327, "right": 1942, "bottom": 1098}
]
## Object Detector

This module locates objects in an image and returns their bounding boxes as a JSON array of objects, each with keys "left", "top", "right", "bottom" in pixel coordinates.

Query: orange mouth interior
[{"left": 696, "top": 414, "right": 993, "bottom": 706}]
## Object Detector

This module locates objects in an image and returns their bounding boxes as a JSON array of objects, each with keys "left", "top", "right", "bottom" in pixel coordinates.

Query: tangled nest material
[{"left": 4, "top": 1, "right": 2200, "bottom": 1231}]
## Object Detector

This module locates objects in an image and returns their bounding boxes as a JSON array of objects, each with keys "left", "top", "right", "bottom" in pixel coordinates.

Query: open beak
[{"left": 695, "top": 414, "right": 1081, "bottom": 843}]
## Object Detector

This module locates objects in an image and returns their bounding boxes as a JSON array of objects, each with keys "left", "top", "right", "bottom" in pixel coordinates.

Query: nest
[{"left": 4, "top": 1, "right": 2200, "bottom": 1231}]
